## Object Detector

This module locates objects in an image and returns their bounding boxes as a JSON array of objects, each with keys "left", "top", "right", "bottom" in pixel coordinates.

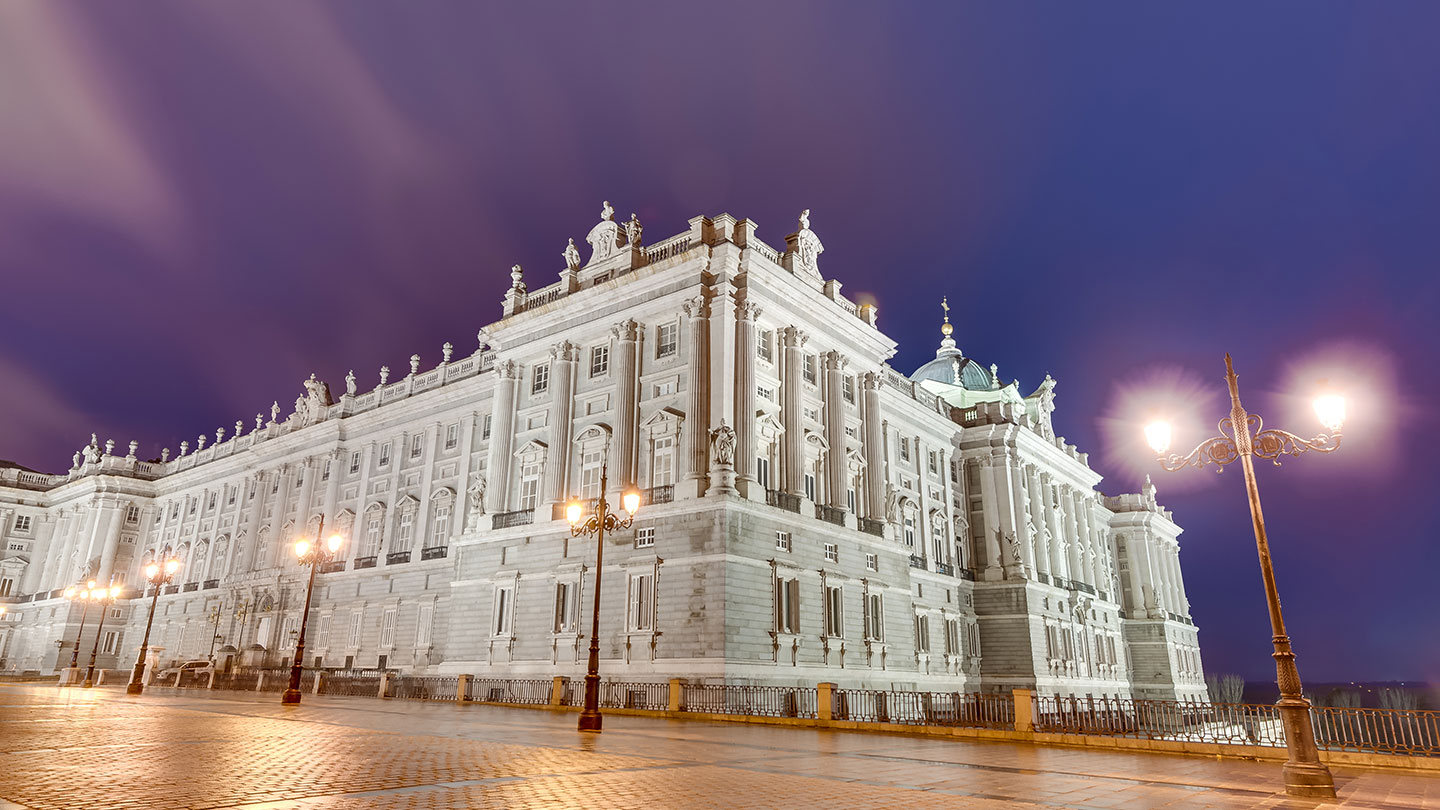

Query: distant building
[{"left": 0, "top": 205, "right": 1205, "bottom": 699}]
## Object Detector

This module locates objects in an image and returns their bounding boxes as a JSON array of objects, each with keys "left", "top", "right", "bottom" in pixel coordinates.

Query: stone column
[
  {"left": 1003, "top": 455, "right": 1035, "bottom": 578},
  {"left": 322, "top": 451, "right": 343, "bottom": 524},
  {"left": 780, "top": 326, "right": 807, "bottom": 495},
  {"left": 821, "top": 350, "right": 847, "bottom": 507},
  {"left": 267, "top": 466, "right": 294, "bottom": 568},
  {"left": 611, "top": 318, "right": 642, "bottom": 489},
  {"left": 412, "top": 425, "right": 439, "bottom": 550},
  {"left": 1162, "top": 542, "right": 1182, "bottom": 616},
  {"left": 486, "top": 361, "right": 521, "bottom": 511},
  {"left": 734, "top": 302, "right": 761, "bottom": 492},
  {"left": 1062, "top": 487, "right": 1084, "bottom": 584},
  {"left": 1171, "top": 544, "right": 1191, "bottom": 615},
  {"left": 21, "top": 516, "right": 56, "bottom": 593},
  {"left": 545, "top": 342, "right": 577, "bottom": 506},
  {"left": 861, "top": 372, "right": 885, "bottom": 519},
  {"left": 295, "top": 458, "right": 318, "bottom": 529},
  {"left": 1025, "top": 466, "right": 1051, "bottom": 581},
  {"left": 1040, "top": 473, "right": 1067, "bottom": 581},
  {"left": 681, "top": 296, "right": 710, "bottom": 494},
  {"left": 242, "top": 472, "right": 267, "bottom": 572},
  {"left": 976, "top": 455, "right": 1005, "bottom": 579},
  {"left": 95, "top": 505, "right": 125, "bottom": 585}
]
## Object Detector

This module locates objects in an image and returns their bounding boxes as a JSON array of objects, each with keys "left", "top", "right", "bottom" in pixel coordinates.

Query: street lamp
[
  {"left": 207, "top": 605, "right": 224, "bottom": 663},
  {"left": 282, "top": 521, "right": 344, "bottom": 705},
  {"left": 127, "top": 558, "right": 181, "bottom": 695},
  {"left": 1145, "top": 353, "right": 1343, "bottom": 799},
  {"left": 82, "top": 584, "right": 124, "bottom": 688},
  {"left": 565, "top": 459, "right": 640, "bottom": 733},
  {"left": 64, "top": 580, "right": 98, "bottom": 673}
]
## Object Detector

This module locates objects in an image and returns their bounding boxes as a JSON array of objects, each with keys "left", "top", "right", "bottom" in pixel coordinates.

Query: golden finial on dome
[{"left": 940, "top": 296, "right": 953, "bottom": 336}]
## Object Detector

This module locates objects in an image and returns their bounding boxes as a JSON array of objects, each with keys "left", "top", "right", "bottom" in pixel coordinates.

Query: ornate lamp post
[
  {"left": 207, "top": 605, "right": 224, "bottom": 663},
  {"left": 282, "top": 520, "right": 344, "bottom": 705},
  {"left": 63, "top": 580, "right": 98, "bottom": 674},
  {"left": 82, "top": 584, "right": 124, "bottom": 688},
  {"left": 1145, "top": 353, "right": 1344, "bottom": 799},
  {"left": 127, "top": 558, "right": 181, "bottom": 695},
  {"left": 565, "top": 460, "right": 640, "bottom": 733}
]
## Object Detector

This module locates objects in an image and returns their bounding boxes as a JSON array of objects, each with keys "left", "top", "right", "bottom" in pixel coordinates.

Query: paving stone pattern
[{"left": 1, "top": 684, "right": 1436, "bottom": 810}]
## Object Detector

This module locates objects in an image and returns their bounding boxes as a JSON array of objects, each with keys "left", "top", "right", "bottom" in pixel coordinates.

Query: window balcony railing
[
  {"left": 492, "top": 509, "right": 534, "bottom": 530},
  {"left": 957, "top": 568, "right": 976, "bottom": 582},
  {"left": 420, "top": 545, "right": 448, "bottom": 561},
  {"left": 858, "top": 517, "right": 886, "bottom": 537},
  {"left": 765, "top": 490, "right": 801, "bottom": 514},
  {"left": 353, "top": 556, "right": 377, "bottom": 570},
  {"left": 935, "top": 562, "right": 954, "bottom": 577},
  {"left": 386, "top": 551, "right": 412, "bottom": 566},
  {"left": 908, "top": 554, "right": 926, "bottom": 570},
  {"left": 164, "top": 585, "right": 180, "bottom": 595},
  {"left": 318, "top": 561, "right": 346, "bottom": 574},
  {"left": 203, "top": 579, "right": 219, "bottom": 590},
  {"left": 642, "top": 484, "right": 674, "bottom": 505},
  {"left": 814, "top": 504, "right": 846, "bottom": 527},
  {"left": 1036, "top": 572, "right": 1050, "bottom": 585},
  {"left": 182, "top": 582, "right": 199, "bottom": 592}
]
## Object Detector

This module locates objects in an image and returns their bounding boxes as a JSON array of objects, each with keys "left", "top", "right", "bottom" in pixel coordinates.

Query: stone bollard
[
  {"left": 817, "top": 682, "right": 836, "bottom": 722},
  {"left": 550, "top": 676, "right": 567, "bottom": 706},
  {"left": 667, "top": 678, "right": 683, "bottom": 713},
  {"left": 1012, "top": 688, "right": 1034, "bottom": 733},
  {"left": 379, "top": 672, "right": 392, "bottom": 699},
  {"left": 456, "top": 674, "right": 471, "bottom": 702}
]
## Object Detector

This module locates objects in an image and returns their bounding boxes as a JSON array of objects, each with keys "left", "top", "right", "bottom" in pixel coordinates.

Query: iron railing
[
  {"left": 909, "top": 554, "right": 926, "bottom": 570},
  {"left": 643, "top": 485, "right": 674, "bottom": 505},
  {"left": 318, "top": 561, "right": 346, "bottom": 574},
  {"left": 682, "top": 683, "right": 818, "bottom": 718},
  {"left": 492, "top": 510, "right": 534, "bottom": 529},
  {"left": 385, "top": 551, "right": 411, "bottom": 565},
  {"left": 834, "top": 689, "right": 1015, "bottom": 729},
  {"left": 600, "top": 681, "right": 668, "bottom": 710},
  {"left": 318, "top": 671, "right": 385, "bottom": 697},
  {"left": 1034, "top": 695, "right": 1285, "bottom": 747},
  {"left": 765, "top": 490, "right": 801, "bottom": 513},
  {"left": 935, "top": 562, "right": 954, "bottom": 576},
  {"left": 858, "top": 517, "right": 886, "bottom": 537},
  {"left": 203, "top": 579, "right": 219, "bottom": 590},
  {"left": 389, "top": 675, "right": 459, "bottom": 701},
  {"left": 1312, "top": 705, "right": 1439, "bottom": 756},
  {"left": 466, "top": 678, "right": 553, "bottom": 705},
  {"left": 353, "top": 556, "right": 377, "bottom": 570},
  {"left": 420, "top": 545, "right": 448, "bottom": 561},
  {"left": 814, "top": 504, "right": 846, "bottom": 527}
]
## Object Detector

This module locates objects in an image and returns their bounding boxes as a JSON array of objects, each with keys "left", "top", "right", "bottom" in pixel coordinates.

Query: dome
[{"left": 911, "top": 354, "right": 995, "bottom": 391}]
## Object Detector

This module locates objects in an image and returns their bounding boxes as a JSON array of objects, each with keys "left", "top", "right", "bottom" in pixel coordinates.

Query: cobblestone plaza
[{"left": 1, "top": 684, "right": 1435, "bottom": 810}]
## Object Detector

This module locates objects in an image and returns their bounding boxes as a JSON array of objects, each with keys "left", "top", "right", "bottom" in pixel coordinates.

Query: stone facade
[{"left": 0, "top": 206, "right": 1206, "bottom": 700}]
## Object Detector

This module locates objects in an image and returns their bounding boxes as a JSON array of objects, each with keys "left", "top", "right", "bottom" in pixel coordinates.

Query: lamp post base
[
  {"left": 577, "top": 709, "right": 602, "bottom": 733},
  {"left": 126, "top": 682, "right": 144, "bottom": 696},
  {"left": 1283, "top": 762, "right": 1337, "bottom": 798},
  {"left": 281, "top": 689, "right": 302, "bottom": 705}
]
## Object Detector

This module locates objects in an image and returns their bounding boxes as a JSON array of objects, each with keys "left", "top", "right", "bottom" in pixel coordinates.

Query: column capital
[
  {"left": 681, "top": 294, "right": 709, "bottom": 319},
  {"left": 549, "top": 340, "right": 578, "bottom": 362},
  {"left": 611, "top": 318, "right": 642, "bottom": 342},
  {"left": 822, "top": 350, "right": 848, "bottom": 371},
  {"left": 862, "top": 371, "right": 882, "bottom": 390},
  {"left": 495, "top": 359, "right": 521, "bottom": 380},
  {"left": 781, "top": 326, "right": 808, "bottom": 348},
  {"left": 737, "top": 301, "right": 762, "bottom": 322}
]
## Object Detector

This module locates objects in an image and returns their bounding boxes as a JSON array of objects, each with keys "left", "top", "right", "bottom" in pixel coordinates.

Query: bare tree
[
  {"left": 1378, "top": 687, "right": 1419, "bottom": 711},
  {"left": 1205, "top": 673, "right": 1245, "bottom": 704},
  {"left": 1325, "top": 688, "right": 1362, "bottom": 708}
]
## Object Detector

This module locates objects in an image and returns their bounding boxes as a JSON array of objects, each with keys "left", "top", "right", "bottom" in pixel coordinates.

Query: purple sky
[{"left": 2, "top": 2, "right": 1437, "bottom": 682}]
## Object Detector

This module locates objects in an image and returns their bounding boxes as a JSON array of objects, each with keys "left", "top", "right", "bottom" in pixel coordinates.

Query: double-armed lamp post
[
  {"left": 282, "top": 519, "right": 344, "bottom": 706},
  {"left": 564, "top": 459, "right": 641, "bottom": 733},
  {"left": 127, "top": 557, "right": 181, "bottom": 696},
  {"left": 63, "top": 580, "right": 98, "bottom": 672},
  {"left": 82, "top": 584, "right": 124, "bottom": 688},
  {"left": 1145, "top": 353, "right": 1345, "bottom": 799}
]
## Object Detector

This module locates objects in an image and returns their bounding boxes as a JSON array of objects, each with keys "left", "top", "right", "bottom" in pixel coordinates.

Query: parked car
[{"left": 156, "top": 660, "right": 214, "bottom": 682}]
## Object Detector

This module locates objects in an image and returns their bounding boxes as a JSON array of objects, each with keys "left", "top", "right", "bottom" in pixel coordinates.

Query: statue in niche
[
  {"left": 626, "top": 213, "right": 643, "bottom": 248},
  {"left": 563, "top": 238, "right": 581, "bottom": 270},
  {"left": 465, "top": 477, "right": 488, "bottom": 532},
  {"left": 710, "top": 421, "right": 736, "bottom": 468},
  {"left": 601, "top": 200, "right": 614, "bottom": 222}
]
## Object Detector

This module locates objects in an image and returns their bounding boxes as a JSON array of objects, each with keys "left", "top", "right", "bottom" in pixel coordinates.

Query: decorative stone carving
[
  {"left": 196, "top": 435, "right": 206, "bottom": 451},
  {"left": 563, "top": 238, "right": 581, "bottom": 271},
  {"left": 785, "top": 209, "right": 825, "bottom": 282},
  {"left": 269, "top": 401, "right": 281, "bottom": 424},
  {"left": 255, "top": 413, "right": 264, "bottom": 431},
  {"left": 585, "top": 203, "right": 625, "bottom": 266},
  {"left": 161, "top": 448, "right": 171, "bottom": 462},
  {"left": 235, "top": 420, "right": 244, "bottom": 438},
  {"left": 104, "top": 439, "right": 114, "bottom": 456},
  {"left": 215, "top": 428, "right": 225, "bottom": 444},
  {"left": 442, "top": 342, "right": 453, "bottom": 363},
  {"left": 81, "top": 435, "right": 100, "bottom": 465},
  {"left": 409, "top": 355, "right": 421, "bottom": 375},
  {"left": 601, "top": 200, "right": 614, "bottom": 221},
  {"left": 626, "top": 213, "right": 643, "bottom": 248},
  {"left": 464, "top": 477, "right": 487, "bottom": 532},
  {"left": 180, "top": 441, "right": 190, "bottom": 457},
  {"left": 71, "top": 451, "right": 81, "bottom": 470},
  {"left": 345, "top": 370, "right": 357, "bottom": 396},
  {"left": 710, "top": 420, "right": 736, "bottom": 468}
]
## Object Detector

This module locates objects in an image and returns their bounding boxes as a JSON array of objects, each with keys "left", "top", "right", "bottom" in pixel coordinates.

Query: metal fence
[
  {"left": 318, "top": 671, "right": 384, "bottom": 697},
  {"left": 681, "top": 683, "right": 818, "bottom": 719},
  {"left": 599, "top": 681, "right": 668, "bottom": 711},
  {"left": 834, "top": 689, "right": 1014, "bottom": 729},
  {"left": 1313, "top": 705, "right": 1440, "bottom": 756},
  {"left": 389, "top": 675, "right": 459, "bottom": 702},
  {"left": 466, "top": 677, "right": 554, "bottom": 705}
]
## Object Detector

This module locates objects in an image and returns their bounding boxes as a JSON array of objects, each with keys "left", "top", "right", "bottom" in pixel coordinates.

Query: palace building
[{"left": 0, "top": 205, "right": 1206, "bottom": 699}]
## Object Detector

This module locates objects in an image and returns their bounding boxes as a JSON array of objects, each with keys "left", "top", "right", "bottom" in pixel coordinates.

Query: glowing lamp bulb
[
  {"left": 326, "top": 533, "right": 344, "bottom": 553},
  {"left": 109, "top": 585, "right": 122, "bottom": 599},
  {"left": 622, "top": 490, "right": 641, "bottom": 517},
  {"left": 145, "top": 563, "right": 160, "bottom": 581},
  {"left": 64, "top": 587, "right": 76, "bottom": 599},
  {"left": 87, "top": 580, "right": 97, "bottom": 590},
  {"left": 165, "top": 559, "right": 181, "bottom": 576},
  {"left": 566, "top": 502, "right": 583, "bottom": 526},
  {"left": 294, "top": 539, "right": 311, "bottom": 559},
  {"left": 1144, "top": 421, "right": 1172, "bottom": 456},
  {"left": 1314, "top": 394, "right": 1346, "bottom": 433}
]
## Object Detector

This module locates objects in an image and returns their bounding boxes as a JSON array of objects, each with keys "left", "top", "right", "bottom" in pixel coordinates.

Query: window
[
  {"left": 125, "top": 505, "right": 140, "bottom": 524},
  {"left": 757, "top": 385, "right": 775, "bottom": 402},
  {"left": 553, "top": 583, "right": 576, "bottom": 634},
  {"left": 102, "top": 631, "right": 120, "bottom": 654},
  {"left": 12, "top": 515, "right": 31, "bottom": 533},
  {"left": 316, "top": 614, "right": 331, "bottom": 649},
  {"left": 914, "top": 614, "right": 930, "bottom": 653},
  {"left": 775, "top": 576, "right": 800, "bottom": 634},
  {"left": 945, "top": 618, "right": 961, "bottom": 656},
  {"left": 803, "top": 405, "right": 819, "bottom": 422},
  {"left": 281, "top": 616, "right": 298, "bottom": 650},
  {"left": 532, "top": 363, "right": 550, "bottom": 394},
  {"left": 378, "top": 443, "right": 392, "bottom": 467},
  {"left": 295, "top": 470, "right": 303, "bottom": 489},
  {"left": 347, "top": 611, "right": 363, "bottom": 648},
  {"left": 803, "top": 355, "right": 817, "bottom": 385},
  {"left": 519, "top": 463, "right": 541, "bottom": 510},
  {"left": 590, "top": 345, "right": 609, "bottom": 377},
  {"left": 775, "top": 531, "right": 791, "bottom": 552},
  {"left": 843, "top": 375, "right": 854, "bottom": 402},
  {"left": 635, "top": 527, "right": 655, "bottom": 549},
  {"left": 651, "top": 437, "right": 674, "bottom": 487},
  {"left": 628, "top": 573, "right": 655, "bottom": 631},
  {"left": 824, "top": 586, "right": 844, "bottom": 638},
  {"left": 903, "top": 513, "right": 916, "bottom": 547},
  {"left": 171, "top": 503, "right": 180, "bottom": 519},
  {"left": 379, "top": 607, "right": 397, "bottom": 648},
  {"left": 656, "top": 323, "right": 678, "bottom": 358},
  {"left": 928, "top": 451, "right": 938, "bottom": 474},
  {"left": 227, "top": 486, "right": 237, "bottom": 506},
  {"left": 321, "top": 462, "right": 331, "bottom": 482},
  {"left": 823, "top": 543, "right": 838, "bottom": 563},
  {"left": 417, "top": 604, "right": 434, "bottom": 647},
  {"left": 362, "top": 511, "right": 383, "bottom": 557},
  {"left": 757, "top": 329, "right": 772, "bottom": 361},
  {"left": 866, "top": 553, "right": 878, "bottom": 572},
  {"left": 482, "top": 415, "right": 492, "bottom": 440},
  {"left": 899, "top": 437, "right": 910, "bottom": 461},
  {"left": 350, "top": 452, "right": 361, "bottom": 474},
  {"left": 208, "top": 492, "right": 217, "bottom": 510},
  {"left": 579, "top": 450, "right": 603, "bottom": 499},
  {"left": 410, "top": 434, "right": 424, "bottom": 459},
  {"left": 804, "top": 473, "right": 816, "bottom": 503},
  {"left": 0, "top": 577, "right": 12, "bottom": 597},
  {"left": 847, "top": 488, "right": 856, "bottom": 514},
  {"left": 755, "top": 456, "right": 770, "bottom": 489},
  {"left": 865, "top": 592, "right": 884, "bottom": 641},
  {"left": 653, "top": 379, "right": 676, "bottom": 397},
  {"left": 445, "top": 423, "right": 459, "bottom": 450},
  {"left": 493, "top": 587, "right": 514, "bottom": 635},
  {"left": 429, "top": 501, "right": 451, "bottom": 548},
  {"left": 188, "top": 498, "right": 197, "bottom": 516},
  {"left": 396, "top": 509, "right": 414, "bottom": 548}
]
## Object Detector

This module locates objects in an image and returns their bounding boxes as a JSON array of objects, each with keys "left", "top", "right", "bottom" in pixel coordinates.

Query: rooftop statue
[{"left": 563, "top": 238, "right": 581, "bottom": 271}]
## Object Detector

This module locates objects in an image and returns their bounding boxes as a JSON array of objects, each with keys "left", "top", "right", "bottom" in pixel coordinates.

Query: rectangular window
[
  {"left": 379, "top": 607, "right": 397, "bottom": 648},
  {"left": 755, "top": 456, "right": 770, "bottom": 489},
  {"left": 653, "top": 379, "right": 676, "bottom": 397},
  {"left": 903, "top": 514, "right": 916, "bottom": 547},
  {"left": 803, "top": 405, "right": 819, "bottom": 422},
  {"left": 757, "top": 329, "right": 772, "bottom": 362},
  {"left": 914, "top": 614, "right": 930, "bottom": 653},
  {"left": 125, "top": 505, "right": 140, "bottom": 523},
  {"left": 928, "top": 451, "right": 938, "bottom": 474},
  {"left": 651, "top": 437, "right": 674, "bottom": 487},
  {"left": 824, "top": 586, "right": 844, "bottom": 638},
  {"left": 445, "top": 423, "right": 459, "bottom": 450},
  {"left": 363, "top": 514, "right": 383, "bottom": 557},
  {"left": 102, "top": 630, "right": 120, "bottom": 654},
  {"left": 804, "top": 473, "right": 816, "bottom": 503},
  {"left": 803, "top": 355, "right": 817, "bottom": 385},
  {"left": 416, "top": 604, "right": 434, "bottom": 647},
  {"left": 775, "top": 531, "right": 791, "bottom": 552},
  {"left": 579, "top": 451, "right": 603, "bottom": 499},
  {"left": 628, "top": 573, "right": 654, "bottom": 631},
  {"left": 865, "top": 593, "right": 884, "bottom": 641},
  {"left": 591, "top": 345, "right": 609, "bottom": 377},
  {"left": 847, "top": 488, "right": 856, "bottom": 514},
  {"left": 635, "top": 527, "right": 655, "bottom": 549},
  {"left": 553, "top": 583, "right": 576, "bottom": 634},
  {"left": 656, "top": 323, "right": 678, "bottom": 358},
  {"left": 411, "top": 434, "right": 424, "bottom": 459},
  {"left": 379, "top": 443, "right": 392, "bottom": 467},
  {"left": 188, "top": 498, "right": 197, "bottom": 515},
  {"left": 775, "top": 576, "right": 800, "bottom": 634},
  {"left": 843, "top": 375, "right": 854, "bottom": 402},
  {"left": 757, "top": 385, "right": 775, "bottom": 402},
  {"left": 899, "top": 437, "right": 910, "bottom": 461},
  {"left": 823, "top": 542, "right": 838, "bottom": 563},
  {"left": 429, "top": 504, "right": 450, "bottom": 548},
  {"left": 866, "top": 553, "right": 878, "bottom": 572},
  {"left": 493, "top": 587, "right": 514, "bottom": 636},
  {"left": 321, "top": 462, "right": 331, "bottom": 482},
  {"left": 397, "top": 510, "right": 414, "bottom": 547},
  {"left": 482, "top": 415, "right": 492, "bottom": 440},
  {"left": 350, "top": 451, "right": 361, "bottom": 474},
  {"left": 347, "top": 611, "right": 363, "bottom": 648},
  {"left": 208, "top": 492, "right": 217, "bottom": 510},
  {"left": 532, "top": 363, "right": 550, "bottom": 394},
  {"left": 316, "top": 614, "right": 331, "bottom": 649},
  {"left": 945, "top": 619, "right": 960, "bottom": 656}
]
